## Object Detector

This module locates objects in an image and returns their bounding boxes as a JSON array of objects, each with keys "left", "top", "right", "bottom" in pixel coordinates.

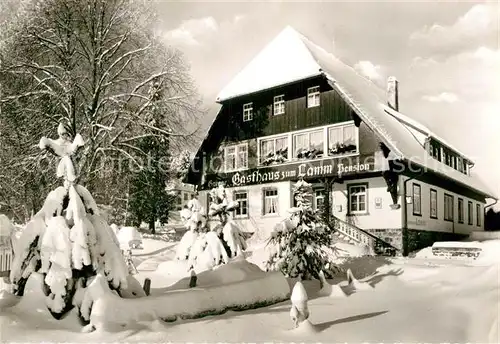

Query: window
[
  {"left": 263, "top": 188, "right": 279, "bottom": 215},
  {"left": 273, "top": 95, "right": 285, "bottom": 115},
  {"left": 224, "top": 144, "right": 248, "bottom": 172},
  {"left": 328, "top": 123, "right": 357, "bottom": 156},
  {"left": 307, "top": 86, "right": 320, "bottom": 108},
  {"left": 313, "top": 189, "right": 325, "bottom": 212},
  {"left": 234, "top": 191, "right": 248, "bottom": 218},
  {"left": 412, "top": 183, "right": 421, "bottom": 215},
  {"left": 430, "top": 189, "right": 438, "bottom": 219},
  {"left": 430, "top": 142, "right": 441, "bottom": 161},
  {"left": 444, "top": 193, "right": 454, "bottom": 221},
  {"left": 293, "top": 129, "right": 324, "bottom": 159},
  {"left": 458, "top": 198, "right": 464, "bottom": 223},
  {"left": 462, "top": 160, "right": 468, "bottom": 175},
  {"left": 243, "top": 103, "right": 253, "bottom": 121},
  {"left": 184, "top": 193, "right": 189, "bottom": 201},
  {"left": 348, "top": 184, "right": 368, "bottom": 214},
  {"left": 457, "top": 157, "right": 464, "bottom": 173},
  {"left": 476, "top": 204, "right": 481, "bottom": 227},
  {"left": 468, "top": 201, "right": 473, "bottom": 225},
  {"left": 259, "top": 136, "right": 289, "bottom": 165}
]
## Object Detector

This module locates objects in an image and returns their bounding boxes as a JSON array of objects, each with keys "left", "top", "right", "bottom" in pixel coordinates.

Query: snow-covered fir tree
[
  {"left": 266, "top": 179, "right": 337, "bottom": 280},
  {"left": 9, "top": 123, "right": 132, "bottom": 322},
  {"left": 175, "top": 184, "right": 247, "bottom": 272}
]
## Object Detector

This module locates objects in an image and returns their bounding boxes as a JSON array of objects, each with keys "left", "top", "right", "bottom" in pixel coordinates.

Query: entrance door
[{"left": 313, "top": 188, "right": 325, "bottom": 212}]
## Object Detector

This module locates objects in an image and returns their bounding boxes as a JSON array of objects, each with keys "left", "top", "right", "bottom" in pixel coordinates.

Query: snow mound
[
  {"left": 290, "top": 319, "right": 318, "bottom": 335},
  {"left": 0, "top": 289, "right": 20, "bottom": 309},
  {"left": 117, "top": 227, "right": 143, "bottom": 249},
  {"left": 472, "top": 240, "right": 500, "bottom": 264},
  {"left": 152, "top": 260, "right": 191, "bottom": 279},
  {"left": 165, "top": 259, "right": 273, "bottom": 290},
  {"left": 81, "top": 260, "right": 290, "bottom": 331}
]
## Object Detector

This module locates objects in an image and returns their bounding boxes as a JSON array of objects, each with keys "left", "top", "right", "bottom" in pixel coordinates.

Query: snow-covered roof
[
  {"left": 216, "top": 26, "right": 322, "bottom": 102},
  {"left": 209, "top": 26, "right": 497, "bottom": 199},
  {"left": 383, "top": 106, "right": 475, "bottom": 163}
]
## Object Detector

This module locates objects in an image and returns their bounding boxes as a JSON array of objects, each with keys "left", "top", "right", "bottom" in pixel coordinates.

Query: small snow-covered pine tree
[
  {"left": 175, "top": 184, "right": 247, "bottom": 272},
  {"left": 9, "top": 123, "right": 130, "bottom": 321},
  {"left": 266, "top": 179, "right": 336, "bottom": 280}
]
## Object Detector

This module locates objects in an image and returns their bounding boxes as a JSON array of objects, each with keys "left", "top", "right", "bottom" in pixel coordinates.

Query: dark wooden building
[{"left": 184, "top": 26, "right": 497, "bottom": 255}]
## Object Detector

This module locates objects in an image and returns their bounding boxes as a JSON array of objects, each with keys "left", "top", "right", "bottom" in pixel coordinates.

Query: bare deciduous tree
[{"left": 0, "top": 0, "right": 203, "bottom": 221}]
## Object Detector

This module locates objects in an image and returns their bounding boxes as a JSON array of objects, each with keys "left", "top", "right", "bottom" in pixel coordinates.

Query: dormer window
[
  {"left": 243, "top": 103, "right": 253, "bottom": 121},
  {"left": 307, "top": 86, "right": 320, "bottom": 108},
  {"left": 273, "top": 95, "right": 285, "bottom": 115}
]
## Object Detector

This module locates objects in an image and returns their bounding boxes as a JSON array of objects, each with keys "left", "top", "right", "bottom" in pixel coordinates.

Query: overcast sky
[{"left": 160, "top": 1, "right": 499, "bottom": 199}]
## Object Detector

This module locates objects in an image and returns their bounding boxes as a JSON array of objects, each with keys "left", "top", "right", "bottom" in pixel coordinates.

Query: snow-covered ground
[{"left": 1, "top": 236, "right": 499, "bottom": 343}]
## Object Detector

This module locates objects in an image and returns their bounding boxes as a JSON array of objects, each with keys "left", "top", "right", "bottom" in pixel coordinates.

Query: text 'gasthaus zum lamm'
[{"left": 231, "top": 162, "right": 370, "bottom": 186}]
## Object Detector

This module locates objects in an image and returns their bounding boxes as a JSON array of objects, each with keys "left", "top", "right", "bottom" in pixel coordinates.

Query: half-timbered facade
[{"left": 184, "top": 26, "right": 497, "bottom": 255}]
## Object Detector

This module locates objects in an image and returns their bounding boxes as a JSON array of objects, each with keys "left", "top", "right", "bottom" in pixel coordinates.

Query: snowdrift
[
  {"left": 83, "top": 260, "right": 290, "bottom": 331},
  {"left": 415, "top": 239, "right": 500, "bottom": 264}
]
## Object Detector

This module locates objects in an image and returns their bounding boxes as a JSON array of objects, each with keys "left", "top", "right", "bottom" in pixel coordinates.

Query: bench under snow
[{"left": 432, "top": 241, "right": 482, "bottom": 259}]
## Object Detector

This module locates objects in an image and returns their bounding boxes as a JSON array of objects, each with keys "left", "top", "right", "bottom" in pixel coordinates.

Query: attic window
[
  {"left": 273, "top": 95, "right": 285, "bottom": 115},
  {"left": 307, "top": 86, "right": 320, "bottom": 108},
  {"left": 243, "top": 103, "right": 253, "bottom": 121}
]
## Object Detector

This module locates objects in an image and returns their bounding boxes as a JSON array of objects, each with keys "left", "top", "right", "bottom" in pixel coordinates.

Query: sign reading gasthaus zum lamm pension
[{"left": 203, "top": 154, "right": 376, "bottom": 189}]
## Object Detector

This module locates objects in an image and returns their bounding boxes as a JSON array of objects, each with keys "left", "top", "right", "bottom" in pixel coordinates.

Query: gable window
[
  {"left": 430, "top": 189, "right": 438, "bottom": 219},
  {"left": 307, "top": 86, "right": 320, "bottom": 108},
  {"left": 224, "top": 143, "right": 248, "bottom": 172},
  {"left": 328, "top": 123, "right": 357, "bottom": 156},
  {"left": 243, "top": 103, "right": 253, "bottom": 121},
  {"left": 273, "top": 95, "right": 285, "bottom": 115},
  {"left": 476, "top": 204, "right": 481, "bottom": 227},
  {"left": 233, "top": 191, "right": 248, "bottom": 218},
  {"left": 259, "top": 136, "right": 289, "bottom": 165},
  {"left": 293, "top": 129, "right": 324, "bottom": 159},
  {"left": 412, "top": 183, "right": 421, "bottom": 215},
  {"left": 458, "top": 198, "right": 464, "bottom": 223},
  {"left": 444, "top": 193, "right": 454, "bottom": 222},
  {"left": 348, "top": 184, "right": 368, "bottom": 215},
  {"left": 468, "top": 201, "right": 473, "bottom": 225},
  {"left": 263, "top": 188, "right": 279, "bottom": 215}
]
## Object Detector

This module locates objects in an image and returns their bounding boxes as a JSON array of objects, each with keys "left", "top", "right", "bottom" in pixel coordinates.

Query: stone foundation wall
[
  {"left": 364, "top": 228, "right": 469, "bottom": 256},
  {"left": 365, "top": 228, "right": 403, "bottom": 251},
  {"left": 407, "top": 229, "right": 468, "bottom": 254}
]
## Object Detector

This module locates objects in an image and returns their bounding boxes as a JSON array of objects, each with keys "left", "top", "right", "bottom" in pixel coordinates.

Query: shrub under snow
[{"left": 175, "top": 185, "right": 247, "bottom": 272}]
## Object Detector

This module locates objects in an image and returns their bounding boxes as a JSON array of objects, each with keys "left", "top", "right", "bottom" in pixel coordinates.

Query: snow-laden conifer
[
  {"left": 9, "top": 124, "right": 130, "bottom": 321},
  {"left": 266, "top": 179, "right": 337, "bottom": 280}
]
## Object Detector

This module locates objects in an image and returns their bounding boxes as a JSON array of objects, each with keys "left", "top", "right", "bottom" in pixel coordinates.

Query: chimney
[{"left": 387, "top": 76, "right": 399, "bottom": 111}]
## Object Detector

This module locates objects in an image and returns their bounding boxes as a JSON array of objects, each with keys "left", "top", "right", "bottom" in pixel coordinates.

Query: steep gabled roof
[
  {"left": 216, "top": 26, "right": 322, "bottom": 102},
  {"left": 196, "top": 26, "right": 497, "bottom": 199}
]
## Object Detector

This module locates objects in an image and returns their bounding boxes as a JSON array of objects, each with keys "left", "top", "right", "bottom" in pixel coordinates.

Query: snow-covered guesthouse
[{"left": 183, "top": 26, "right": 497, "bottom": 256}]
